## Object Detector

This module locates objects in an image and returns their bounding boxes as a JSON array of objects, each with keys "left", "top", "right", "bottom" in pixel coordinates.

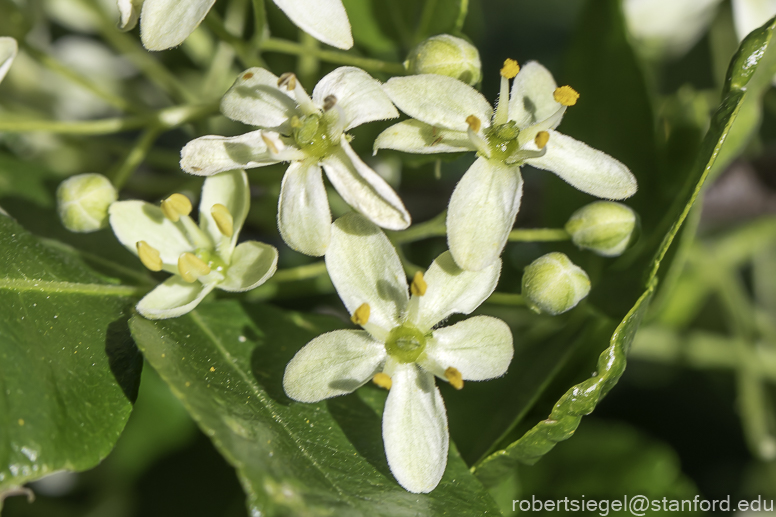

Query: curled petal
[
  {"left": 508, "top": 61, "right": 561, "bottom": 129},
  {"left": 278, "top": 161, "right": 332, "bottom": 256},
  {"left": 374, "top": 120, "right": 474, "bottom": 155},
  {"left": 273, "top": 0, "right": 353, "bottom": 49},
  {"left": 221, "top": 67, "right": 300, "bottom": 129},
  {"left": 136, "top": 276, "right": 216, "bottom": 319},
  {"left": 199, "top": 170, "right": 251, "bottom": 259},
  {"left": 180, "top": 131, "right": 280, "bottom": 176},
  {"left": 140, "top": 0, "right": 216, "bottom": 50},
  {"left": 219, "top": 241, "right": 278, "bottom": 292},
  {"left": 117, "top": 0, "right": 144, "bottom": 30},
  {"left": 312, "top": 67, "right": 398, "bottom": 130}
]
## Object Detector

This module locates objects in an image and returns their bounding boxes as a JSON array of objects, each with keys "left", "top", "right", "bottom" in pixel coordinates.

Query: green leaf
[
  {"left": 129, "top": 301, "right": 500, "bottom": 516},
  {"left": 0, "top": 215, "right": 143, "bottom": 495}
]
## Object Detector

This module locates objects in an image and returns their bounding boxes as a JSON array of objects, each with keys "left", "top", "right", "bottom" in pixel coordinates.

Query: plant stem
[
  {"left": 508, "top": 228, "right": 570, "bottom": 242},
  {"left": 486, "top": 293, "right": 525, "bottom": 306},
  {"left": 111, "top": 127, "right": 163, "bottom": 189},
  {"left": 388, "top": 211, "right": 446, "bottom": 244},
  {"left": 270, "top": 262, "right": 327, "bottom": 283}
]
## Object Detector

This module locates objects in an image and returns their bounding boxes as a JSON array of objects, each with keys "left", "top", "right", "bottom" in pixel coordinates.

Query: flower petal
[
  {"left": 0, "top": 37, "right": 18, "bottom": 84},
  {"left": 283, "top": 330, "right": 385, "bottom": 402},
  {"left": 221, "top": 67, "right": 300, "bottom": 129},
  {"left": 218, "top": 241, "right": 278, "bottom": 292},
  {"left": 140, "top": 0, "right": 216, "bottom": 50},
  {"left": 374, "top": 120, "right": 474, "bottom": 155},
  {"left": 325, "top": 213, "right": 408, "bottom": 330},
  {"left": 732, "top": 0, "right": 776, "bottom": 41},
  {"left": 383, "top": 364, "right": 448, "bottom": 493},
  {"left": 117, "top": 0, "right": 143, "bottom": 30},
  {"left": 278, "top": 160, "right": 332, "bottom": 256},
  {"left": 199, "top": 169, "right": 250, "bottom": 258},
  {"left": 508, "top": 61, "right": 562, "bottom": 129},
  {"left": 180, "top": 131, "right": 280, "bottom": 176},
  {"left": 312, "top": 67, "right": 398, "bottom": 130},
  {"left": 413, "top": 251, "right": 501, "bottom": 331},
  {"left": 422, "top": 316, "right": 513, "bottom": 381},
  {"left": 383, "top": 75, "right": 493, "bottom": 132},
  {"left": 322, "top": 139, "right": 410, "bottom": 231},
  {"left": 526, "top": 130, "right": 638, "bottom": 199},
  {"left": 447, "top": 157, "right": 523, "bottom": 271},
  {"left": 136, "top": 275, "right": 216, "bottom": 319},
  {"left": 272, "top": 0, "right": 353, "bottom": 49}
]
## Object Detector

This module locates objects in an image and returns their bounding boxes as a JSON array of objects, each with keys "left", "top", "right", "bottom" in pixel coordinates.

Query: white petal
[
  {"left": 414, "top": 252, "right": 501, "bottom": 331},
  {"left": 383, "top": 364, "right": 448, "bottom": 494},
  {"left": 374, "top": 120, "right": 474, "bottom": 154},
  {"left": 732, "top": 0, "right": 776, "bottom": 41},
  {"left": 383, "top": 75, "right": 493, "bottom": 132},
  {"left": 221, "top": 68, "right": 300, "bottom": 129},
  {"left": 199, "top": 170, "right": 250, "bottom": 258},
  {"left": 508, "top": 61, "right": 561, "bottom": 129},
  {"left": 312, "top": 67, "right": 398, "bottom": 130},
  {"left": 422, "top": 316, "right": 513, "bottom": 381},
  {"left": 219, "top": 241, "right": 278, "bottom": 292},
  {"left": 140, "top": 0, "right": 216, "bottom": 50},
  {"left": 322, "top": 140, "right": 410, "bottom": 230},
  {"left": 136, "top": 276, "right": 215, "bottom": 319},
  {"left": 283, "top": 330, "right": 385, "bottom": 402},
  {"left": 526, "top": 130, "right": 638, "bottom": 199},
  {"left": 325, "top": 213, "right": 408, "bottom": 330},
  {"left": 273, "top": 0, "right": 353, "bottom": 49},
  {"left": 0, "top": 37, "right": 18, "bottom": 84},
  {"left": 447, "top": 157, "right": 523, "bottom": 271},
  {"left": 278, "top": 160, "right": 332, "bottom": 256},
  {"left": 117, "top": 0, "right": 143, "bottom": 30},
  {"left": 180, "top": 131, "right": 280, "bottom": 176}
]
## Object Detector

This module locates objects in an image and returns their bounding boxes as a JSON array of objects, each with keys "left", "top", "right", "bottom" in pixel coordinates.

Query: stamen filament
[
  {"left": 465, "top": 116, "right": 491, "bottom": 158},
  {"left": 178, "top": 252, "right": 211, "bottom": 283},
  {"left": 210, "top": 203, "right": 234, "bottom": 238},
  {"left": 137, "top": 241, "right": 162, "bottom": 271},
  {"left": 494, "top": 59, "right": 519, "bottom": 126}
]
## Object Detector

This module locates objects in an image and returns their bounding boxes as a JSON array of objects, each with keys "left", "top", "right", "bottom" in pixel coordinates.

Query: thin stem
[
  {"left": 205, "top": 11, "right": 264, "bottom": 68},
  {"left": 388, "top": 211, "right": 446, "bottom": 244},
  {"left": 202, "top": 0, "right": 248, "bottom": 97},
  {"left": 415, "top": 0, "right": 439, "bottom": 44},
  {"left": 486, "top": 293, "right": 525, "bottom": 306},
  {"left": 270, "top": 262, "right": 327, "bottom": 283},
  {"left": 111, "top": 127, "right": 163, "bottom": 189},
  {"left": 260, "top": 38, "right": 406, "bottom": 75},
  {"left": 508, "top": 228, "right": 570, "bottom": 242},
  {"left": 297, "top": 32, "right": 320, "bottom": 86},
  {"left": 251, "top": 0, "right": 267, "bottom": 45}
]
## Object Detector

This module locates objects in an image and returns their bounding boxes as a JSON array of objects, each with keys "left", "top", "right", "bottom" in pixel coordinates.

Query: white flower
[
  {"left": 375, "top": 60, "right": 637, "bottom": 271},
  {"left": 0, "top": 37, "right": 17, "bottom": 84},
  {"left": 180, "top": 67, "right": 410, "bottom": 257},
  {"left": 118, "top": 0, "right": 353, "bottom": 51},
  {"left": 283, "top": 213, "right": 513, "bottom": 493},
  {"left": 109, "top": 169, "right": 278, "bottom": 319}
]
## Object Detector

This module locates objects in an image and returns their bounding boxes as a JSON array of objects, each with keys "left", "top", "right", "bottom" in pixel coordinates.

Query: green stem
[
  {"left": 388, "top": 211, "right": 446, "bottom": 244},
  {"left": 270, "top": 262, "right": 327, "bottom": 283},
  {"left": 486, "top": 293, "right": 525, "bottom": 306},
  {"left": 205, "top": 11, "right": 264, "bottom": 68},
  {"left": 251, "top": 0, "right": 267, "bottom": 45},
  {"left": 508, "top": 228, "right": 570, "bottom": 242},
  {"left": 297, "top": 32, "right": 320, "bottom": 86},
  {"left": 261, "top": 38, "right": 406, "bottom": 75},
  {"left": 111, "top": 127, "right": 163, "bottom": 189}
]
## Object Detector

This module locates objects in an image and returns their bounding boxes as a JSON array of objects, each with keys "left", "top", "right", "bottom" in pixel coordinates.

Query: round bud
[
  {"left": 405, "top": 34, "right": 482, "bottom": 86},
  {"left": 57, "top": 173, "right": 117, "bottom": 233},
  {"left": 521, "top": 252, "right": 590, "bottom": 315},
  {"left": 565, "top": 202, "right": 638, "bottom": 257}
]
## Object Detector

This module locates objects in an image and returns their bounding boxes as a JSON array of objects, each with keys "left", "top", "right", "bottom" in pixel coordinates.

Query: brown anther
[
  {"left": 444, "top": 367, "right": 464, "bottom": 390},
  {"left": 372, "top": 372, "right": 392, "bottom": 390},
  {"left": 243, "top": 72, "right": 254, "bottom": 80},
  {"left": 278, "top": 72, "right": 297, "bottom": 91},
  {"left": 350, "top": 303, "right": 370, "bottom": 326},
  {"left": 323, "top": 95, "right": 337, "bottom": 111}
]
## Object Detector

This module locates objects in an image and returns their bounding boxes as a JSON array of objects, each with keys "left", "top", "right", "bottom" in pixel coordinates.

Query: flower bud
[
  {"left": 521, "top": 252, "right": 590, "bottom": 315},
  {"left": 565, "top": 201, "right": 638, "bottom": 257},
  {"left": 57, "top": 173, "right": 117, "bottom": 233},
  {"left": 405, "top": 34, "right": 481, "bottom": 86}
]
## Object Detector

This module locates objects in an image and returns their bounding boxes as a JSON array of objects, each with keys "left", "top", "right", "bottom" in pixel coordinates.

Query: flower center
[
  {"left": 484, "top": 122, "right": 520, "bottom": 161},
  {"left": 291, "top": 114, "right": 336, "bottom": 158},
  {"left": 385, "top": 324, "right": 427, "bottom": 363},
  {"left": 194, "top": 247, "right": 228, "bottom": 273}
]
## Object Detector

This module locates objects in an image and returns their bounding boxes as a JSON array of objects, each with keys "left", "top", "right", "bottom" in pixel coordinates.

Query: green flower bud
[
  {"left": 57, "top": 173, "right": 117, "bottom": 233},
  {"left": 405, "top": 34, "right": 481, "bottom": 86},
  {"left": 565, "top": 201, "right": 638, "bottom": 257},
  {"left": 521, "top": 252, "right": 590, "bottom": 315}
]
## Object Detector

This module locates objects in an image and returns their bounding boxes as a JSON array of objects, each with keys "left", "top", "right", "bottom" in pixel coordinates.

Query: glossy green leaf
[
  {"left": 0, "top": 215, "right": 143, "bottom": 496},
  {"left": 129, "top": 301, "right": 500, "bottom": 516}
]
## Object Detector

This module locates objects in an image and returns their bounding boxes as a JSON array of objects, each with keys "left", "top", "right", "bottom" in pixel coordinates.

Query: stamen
[
  {"left": 290, "top": 116, "right": 303, "bottom": 129},
  {"left": 278, "top": 72, "right": 318, "bottom": 115},
  {"left": 500, "top": 59, "right": 520, "bottom": 79},
  {"left": 323, "top": 95, "right": 337, "bottom": 111},
  {"left": 372, "top": 372, "right": 392, "bottom": 390},
  {"left": 554, "top": 86, "right": 579, "bottom": 106},
  {"left": 466, "top": 115, "right": 481, "bottom": 133},
  {"left": 137, "top": 241, "right": 162, "bottom": 272},
  {"left": 444, "top": 367, "right": 464, "bottom": 390},
  {"left": 242, "top": 72, "right": 254, "bottom": 80},
  {"left": 261, "top": 132, "right": 279, "bottom": 154},
  {"left": 351, "top": 303, "right": 370, "bottom": 326},
  {"left": 277, "top": 72, "right": 297, "bottom": 91},
  {"left": 410, "top": 271, "right": 427, "bottom": 296},
  {"left": 178, "top": 252, "right": 211, "bottom": 283},
  {"left": 160, "top": 193, "right": 192, "bottom": 223},
  {"left": 465, "top": 115, "right": 491, "bottom": 158},
  {"left": 534, "top": 131, "right": 550, "bottom": 150},
  {"left": 210, "top": 203, "right": 234, "bottom": 237}
]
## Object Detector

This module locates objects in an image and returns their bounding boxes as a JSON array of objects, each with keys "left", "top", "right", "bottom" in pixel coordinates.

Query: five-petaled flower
[
  {"left": 109, "top": 169, "right": 278, "bottom": 319},
  {"left": 375, "top": 60, "right": 637, "bottom": 271},
  {"left": 180, "top": 67, "right": 410, "bottom": 256},
  {"left": 283, "top": 213, "right": 513, "bottom": 493}
]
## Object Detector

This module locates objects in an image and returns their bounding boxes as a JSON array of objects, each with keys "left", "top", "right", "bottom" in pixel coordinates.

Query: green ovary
[
  {"left": 195, "top": 248, "right": 228, "bottom": 273},
  {"left": 485, "top": 122, "right": 520, "bottom": 161},
  {"left": 385, "top": 325, "right": 428, "bottom": 363},
  {"left": 293, "top": 114, "right": 336, "bottom": 158}
]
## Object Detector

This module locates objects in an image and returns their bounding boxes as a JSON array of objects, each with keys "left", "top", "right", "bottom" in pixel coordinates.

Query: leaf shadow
[{"left": 105, "top": 314, "right": 143, "bottom": 404}]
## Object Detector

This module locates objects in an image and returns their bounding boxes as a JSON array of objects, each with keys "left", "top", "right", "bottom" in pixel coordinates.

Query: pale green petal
[
  {"left": 312, "top": 67, "right": 398, "bottom": 130},
  {"left": 413, "top": 252, "right": 501, "bottom": 332},
  {"left": 180, "top": 131, "right": 280, "bottom": 176},
  {"left": 117, "top": 0, "right": 143, "bottom": 30},
  {"left": 199, "top": 170, "right": 250, "bottom": 258},
  {"left": 136, "top": 275, "right": 215, "bottom": 319},
  {"left": 383, "top": 75, "right": 493, "bottom": 132},
  {"left": 508, "top": 61, "right": 561, "bottom": 129},
  {"left": 140, "top": 0, "right": 216, "bottom": 50},
  {"left": 526, "top": 130, "right": 638, "bottom": 200},
  {"left": 221, "top": 67, "right": 300, "bottom": 129},
  {"left": 383, "top": 364, "right": 448, "bottom": 494},
  {"left": 447, "top": 157, "right": 523, "bottom": 271},
  {"left": 374, "top": 120, "right": 474, "bottom": 155},
  {"left": 325, "top": 213, "right": 408, "bottom": 331},
  {"left": 322, "top": 139, "right": 410, "bottom": 231},
  {"left": 732, "top": 0, "right": 776, "bottom": 40},
  {"left": 0, "top": 37, "right": 18, "bottom": 84},
  {"left": 422, "top": 316, "right": 513, "bottom": 381},
  {"left": 273, "top": 0, "right": 353, "bottom": 49},
  {"left": 283, "top": 330, "right": 385, "bottom": 402},
  {"left": 218, "top": 241, "right": 278, "bottom": 292},
  {"left": 278, "top": 160, "right": 332, "bottom": 257}
]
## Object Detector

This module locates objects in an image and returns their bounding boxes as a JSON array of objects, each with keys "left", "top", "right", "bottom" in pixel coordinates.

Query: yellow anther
[
  {"left": 535, "top": 131, "right": 550, "bottom": 150},
  {"left": 210, "top": 203, "right": 234, "bottom": 237},
  {"left": 136, "top": 241, "right": 162, "bottom": 272},
  {"left": 261, "top": 133, "right": 279, "bottom": 154},
  {"left": 554, "top": 85, "right": 579, "bottom": 106},
  {"left": 500, "top": 59, "right": 520, "bottom": 79},
  {"left": 372, "top": 372, "right": 392, "bottom": 390},
  {"left": 466, "top": 115, "right": 481, "bottom": 133},
  {"left": 290, "top": 115, "right": 303, "bottom": 128},
  {"left": 160, "top": 193, "right": 192, "bottom": 223},
  {"left": 410, "top": 271, "right": 427, "bottom": 296},
  {"left": 278, "top": 72, "right": 297, "bottom": 91},
  {"left": 444, "top": 366, "right": 464, "bottom": 390},
  {"left": 350, "top": 303, "right": 370, "bottom": 326},
  {"left": 323, "top": 95, "right": 337, "bottom": 111},
  {"left": 178, "top": 252, "right": 211, "bottom": 283}
]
